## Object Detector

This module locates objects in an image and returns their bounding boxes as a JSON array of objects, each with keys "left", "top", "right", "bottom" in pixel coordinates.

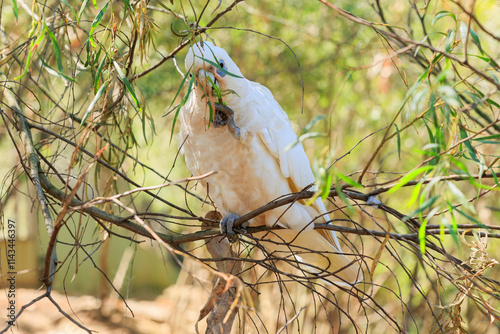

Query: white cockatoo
[{"left": 178, "top": 41, "right": 362, "bottom": 286}]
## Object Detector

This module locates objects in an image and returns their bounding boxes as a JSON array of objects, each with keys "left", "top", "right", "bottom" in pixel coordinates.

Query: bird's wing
[
  {"left": 251, "top": 82, "right": 340, "bottom": 248},
  {"left": 252, "top": 82, "right": 315, "bottom": 189}
]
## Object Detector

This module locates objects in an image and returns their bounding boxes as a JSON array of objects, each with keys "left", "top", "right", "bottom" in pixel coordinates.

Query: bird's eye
[{"left": 218, "top": 59, "right": 225, "bottom": 69}]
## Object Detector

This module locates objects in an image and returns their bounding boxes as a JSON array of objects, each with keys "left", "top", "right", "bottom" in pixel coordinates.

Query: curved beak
[{"left": 197, "top": 69, "right": 219, "bottom": 92}]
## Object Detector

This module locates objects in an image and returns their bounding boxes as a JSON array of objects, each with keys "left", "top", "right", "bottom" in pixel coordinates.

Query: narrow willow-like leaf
[
  {"left": 490, "top": 166, "right": 500, "bottom": 188},
  {"left": 122, "top": 0, "right": 133, "bottom": 14},
  {"left": 447, "top": 203, "right": 460, "bottom": 247},
  {"left": 455, "top": 208, "right": 485, "bottom": 227},
  {"left": 44, "top": 24, "right": 63, "bottom": 72},
  {"left": 460, "top": 21, "right": 468, "bottom": 46},
  {"left": 81, "top": 80, "right": 109, "bottom": 125},
  {"left": 155, "top": 0, "right": 171, "bottom": 11},
  {"left": 438, "top": 85, "right": 460, "bottom": 108},
  {"left": 113, "top": 61, "right": 140, "bottom": 109},
  {"left": 469, "top": 27, "right": 483, "bottom": 54},
  {"left": 286, "top": 116, "right": 326, "bottom": 151},
  {"left": 394, "top": 124, "right": 401, "bottom": 160},
  {"left": 60, "top": 0, "right": 77, "bottom": 19},
  {"left": 459, "top": 127, "right": 479, "bottom": 162},
  {"left": 303, "top": 115, "right": 326, "bottom": 134},
  {"left": 336, "top": 172, "right": 363, "bottom": 189},
  {"left": 387, "top": 166, "right": 434, "bottom": 194},
  {"left": 321, "top": 172, "right": 333, "bottom": 200},
  {"left": 335, "top": 180, "right": 354, "bottom": 213},
  {"left": 197, "top": 56, "right": 243, "bottom": 78},
  {"left": 445, "top": 29, "right": 455, "bottom": 53},
  {"left": 450, "top": 157, "right": 471, "bottom": 177},
  {"left": 168, "top": 65, "right": 193, "bottom": 110},
  {"left": 432, "top": 10, "right": 456, "bottom": 25},
  {"left": 414, "top": 35, "right": 429, "bottom": 57},
  {"left": 171, "top": 18, "right": 190, "bottom": 37},
  {"left": 89, "top": 1, "right": 110, "bottom": 48},
  {"left": 39, "top": 56, "right": 76, "bottom": 82},
  {"left": 94, "top": 53, "right": 107, "bottom": 93},
  {"left": 403, "top": 196, "right": 438, "bottom": 222},
  {"left": 15, "top": 30, "right": 46, "bottom": 80},
  {"left": 170, "top": 73, "right": 195, "bottom": 143},
  {"left": 407, "top": 179, "right": 423, "bottom": 208},
  {"left": 141, "top": 106, "right": 147, "bottom": 144},
  {"left": 419, "top": 207, "right": 439, "bottom": 254},
  {"left": 78, "top": 0, "right": 91, "bottom": 23},
  {"left": 12, "top": 0, "right": 18, "bottom": 20},
  {"left": 472, "top": 133, "right": 500, "bottom": 143}
]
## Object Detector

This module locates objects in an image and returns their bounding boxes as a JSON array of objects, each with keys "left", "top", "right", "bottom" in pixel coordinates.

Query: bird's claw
[
  {"left": 220, "top": 213, "right": 247, "bottom": 243},
  {"left": 212, "top": 103, "right": 241, "bottom": 140},
  {"left": 366, "top": 195, "right": 382, "bottom": 209}
]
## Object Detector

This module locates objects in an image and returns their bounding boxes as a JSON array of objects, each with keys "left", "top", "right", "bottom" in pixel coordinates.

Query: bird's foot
[
  {"left": 366, "top": 195, "right": 382, "bottom": 209},
  {"left": 212, "top": 103, "right": 241, "bottom": 139},
  {"left": 220, "top": 213, "right": 247, "bottom": 243}
]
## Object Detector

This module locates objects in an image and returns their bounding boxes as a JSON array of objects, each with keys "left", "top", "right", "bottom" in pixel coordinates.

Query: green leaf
[
  {"left": 459, "top": 127, "right": 479, "bottom": 162},
  {"left": 141, "top": 105, "right": 147, "bottom": 144},
  {"left": 81, "top": 80, "right": 110, "bottom": 125},
  {"left": 168, "top": 65, "right": 193, "bottom": 110},
  {"left": 394, "top": 123, "right": 401, "bottom": 160},
  {"left": 89, "top": 1, "right": 109, "bottom": 48},
  {"left": 472, "top": 133, "right": 500, "bottom": 144},
  {"left": 321, "top": 171, "right": 333, "bottom": 200},
  {"left": 460, "top": 21, "right": 468, "bottom": 46},
  {"left": 407, "top": 179, "right": 423, "bottom": 208},
  {"left": 469, "top": 27, "right": 483, "bottom": 53},
  {"left": 122, "top": 0, "right": 133, "bottom": 14},
  {"left": 335, "top": 180, "right": 354, "bottom": 213},
  {"left": 171, "top": 18, "right": 190, "bottom": 37},
  {"left": 438, "top": 85, "right": 460, "bottom": 108},
  {"left": 487, "top": 97, "right": 500, "bottom": 109},
  {"left": 469, "top": 54, "right": 490, "bottom": 63},
  {"left": 12, "top": 0, "right": 18, "bottom": 20},
  {"left": 60, "top": 0, "right": 77, "bottom": 20},
  {"left": 404, "top": 195, "right": 439, "bottom": 221},
  {"left": 418, "top": 207, "right": 440, "bottom": 254},
  {"left": 490, "top": 166, "right": 500, "bottom": 188},
  {"left": 15, "top": 30, "right": 46, "bottom": 80},
  {"left": 336, "top": 172, "right": 363, "bottom": 189},
  {"left": 44, "top": 24, "right": 63, "bottom": 72},
  {"left": 155, "top": 0, "right": 171, "bottom": 11},
  {"left": 445, "top": 29, "right": 455, "bottom": 53},
  {"left": 113, "top": 61, "right": 140, "bottom": 110},
  {"left": 455, "top": 207, "right": 485, "bottom": 227},
  {"left": 39, "top": 56, "right": 76, "bottom": 82},
  {"left": 197, "top": 56, "right": 243, "bottom": 78},
  {"left": 78, "top": 0, "right": 91, "bottom": 23},
  {"left": 286, "top": 115, "right": 327, "bottom": 151},
  {"left": 170, "top": 73, "right": 195, "bottom": 143},
  {"left": 432, "top": 11, "right": 456, "bottom": 25},
  {"left": 448, "top": 206, "right": 460, "bottom": 247},
  {"left": 414, "top": 35, "right": 429, "bottom": 57},
  {"left": 387, "top": 166, "right": 435, "bottom": 194},
  {"left": 448, "top": 181, "right": 476, "bottom": 213},
  {"left": 94, "top": 52, "right": 107, "bottom": 93},
  {"left": 302, "top": 115, "right": 326, "bottom": 134}
]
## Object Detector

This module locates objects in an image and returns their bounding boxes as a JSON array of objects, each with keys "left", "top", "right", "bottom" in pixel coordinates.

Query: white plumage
[{"left": 179, "top": 41, "right": 362, "bottom": 286}]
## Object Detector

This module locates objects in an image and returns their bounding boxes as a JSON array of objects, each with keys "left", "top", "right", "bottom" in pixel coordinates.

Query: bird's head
[{"left": 184, "top": 41, "right": 243, "bottom": 101}]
